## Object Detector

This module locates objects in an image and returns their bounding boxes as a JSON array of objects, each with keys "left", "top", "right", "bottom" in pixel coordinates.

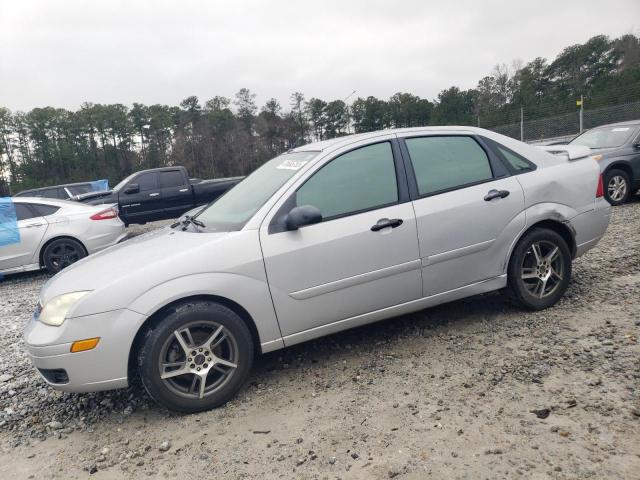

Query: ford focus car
[
  {"left": 24, "top": 127, "right": 610, "bottom": 412},
  {"left": 1, "top": 197, "right": 126, "bottom": 276}
]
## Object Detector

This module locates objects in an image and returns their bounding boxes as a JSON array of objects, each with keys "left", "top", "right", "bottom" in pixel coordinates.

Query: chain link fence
[{"left": 487, "top": 100, "right": 640, "bottom": 144}]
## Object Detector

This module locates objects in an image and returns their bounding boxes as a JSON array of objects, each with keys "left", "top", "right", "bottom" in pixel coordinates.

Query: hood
[{"left": 40, "top": 226, "right": 231, "bottom": 305}]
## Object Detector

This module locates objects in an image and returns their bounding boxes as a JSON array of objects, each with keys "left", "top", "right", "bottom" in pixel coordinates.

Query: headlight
[{"left": 39, "top": 291, "right": 91, "bottom": 326}]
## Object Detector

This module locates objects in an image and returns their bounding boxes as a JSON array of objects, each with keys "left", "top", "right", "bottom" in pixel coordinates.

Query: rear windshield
[{"left": 570, "top": 125, "right": 639, "bottom": 149}]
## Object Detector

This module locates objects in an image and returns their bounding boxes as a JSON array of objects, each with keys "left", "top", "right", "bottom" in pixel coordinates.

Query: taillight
[
  {"left": 90, "top": 207, "right": 118, "bottom": 220},
  {"left": 596, "top": 174, "right": 604, "bottom": 198}
]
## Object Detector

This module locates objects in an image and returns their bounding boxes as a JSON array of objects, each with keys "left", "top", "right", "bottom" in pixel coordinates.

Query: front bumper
[{"left": 24, "top": 308, "right": 146, "bottom": 393}]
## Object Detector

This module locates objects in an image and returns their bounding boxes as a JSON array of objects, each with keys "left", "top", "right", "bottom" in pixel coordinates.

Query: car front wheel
[
  {"left": 137, "top": 300, "right": 254, "bottom": 413},
  {"left": 506, "top": 228, "right": 572, "bottom": 310}
]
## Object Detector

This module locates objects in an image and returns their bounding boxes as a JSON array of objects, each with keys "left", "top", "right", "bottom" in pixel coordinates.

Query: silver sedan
[
  {"left": 24, "top": 127, "right": 610, "bottom": 412},
  {"left": 1, "top": 197, "right": 126, "bottom": 276}
]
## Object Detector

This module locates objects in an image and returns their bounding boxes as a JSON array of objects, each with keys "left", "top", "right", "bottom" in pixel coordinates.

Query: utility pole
[
  {"left": 520, "top": 107, "right": 524, "bottom": 142},
  {"left": 343, "top": 90, "right": 356, "bottom": 134},
  {"left": 578, "top": 95, "right": 584, "bottom": 133}
]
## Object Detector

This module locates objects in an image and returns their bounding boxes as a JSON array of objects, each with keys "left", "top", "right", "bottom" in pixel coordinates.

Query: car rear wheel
[
  {"left": 42, "top": 238, "right": 87, "bottom": 274},
  {"left": 137, "top": 300, "right": 254, "bottom": 413},
  {"left": 604, "top": 169, "right": 631, "bottom": 206},
  {"left": 506, "top": 228, "right": 571, "bottom": 310}
]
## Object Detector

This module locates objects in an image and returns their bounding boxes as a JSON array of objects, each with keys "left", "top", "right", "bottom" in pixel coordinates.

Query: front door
[
  {"left": 0, "top": 203, "right": 48, "bottom": 271},
  {"left": 260, "top": 140, "right": 422, "bottom": 341},
  {"left": 400, "top": 134, "right": 526, "bottom": 296},
  {"left": 120, "top": 171, "right": 164, "bottom": 222}
]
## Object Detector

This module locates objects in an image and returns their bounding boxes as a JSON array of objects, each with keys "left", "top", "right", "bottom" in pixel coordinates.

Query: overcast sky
[{"left": 1, "top": 0, "right": 638, "bottom": 112}]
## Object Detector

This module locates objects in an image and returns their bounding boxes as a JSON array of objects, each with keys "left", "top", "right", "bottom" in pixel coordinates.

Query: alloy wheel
[
  {"left": 158, "top": 321, "right": 239, "bottom": 399},
  {"left": 48, "top": 241, "right": 82, "bottom": 270},
  {"left": 607, "top": 175, "right": 627, "bottom": 202},
  {"left": 520, "top": 240, "right": 565, "bottom": 299}
]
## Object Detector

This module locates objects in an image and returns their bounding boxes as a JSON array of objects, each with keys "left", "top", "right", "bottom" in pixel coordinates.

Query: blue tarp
[
  {"left": 90, "top": 179, "right": 109, "bottom": 192},
  {"left": 0, "top": 196, "right": 20, "bottom": 247}
]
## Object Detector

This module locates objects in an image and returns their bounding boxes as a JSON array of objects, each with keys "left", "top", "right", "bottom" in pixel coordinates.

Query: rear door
[
  {"left": 399, "top": 133, "right": 526, "bottom": 296},
  {"left": 0, "top": 203, "right": 48, "bottom": 271},
  {"left": 159, "top": 169, "right": 193, "bottom": 219},
  {"left": 120, "top": 171, "right": 164, "bottom": 222}
]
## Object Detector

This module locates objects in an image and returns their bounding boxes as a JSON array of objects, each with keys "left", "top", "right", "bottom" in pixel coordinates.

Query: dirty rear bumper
[{"left": 572, "top": 199, "right": 611, "bottom": 258}]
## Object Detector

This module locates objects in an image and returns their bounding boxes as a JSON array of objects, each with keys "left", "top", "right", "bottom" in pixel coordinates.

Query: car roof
[{"left": 291, "top": 126, "right": 479, "bottom": 152}]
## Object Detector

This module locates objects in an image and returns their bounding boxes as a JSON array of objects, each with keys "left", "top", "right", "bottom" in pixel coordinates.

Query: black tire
[
  {"left": 604, "top": 168, "right": 631, "bottom": 206},
  {"left": 506, "top": 228, "right": 572, "bottom": 310},
  {"left": 137, "top": 300, "right": 254, "bottom": 413},
  {"left": 42, "top": 237, "right": 87, "bottom": 274}
]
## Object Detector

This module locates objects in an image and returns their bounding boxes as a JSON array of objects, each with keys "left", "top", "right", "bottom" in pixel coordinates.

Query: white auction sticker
[{"left": 277, "top": 160, "right": 308, "bottom": 170}]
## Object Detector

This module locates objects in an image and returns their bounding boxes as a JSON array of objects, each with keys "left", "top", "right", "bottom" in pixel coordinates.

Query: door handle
[
  {"left": 179, "top": 188, "right": 189, "bottom": 192},
  {"left": 149, "top": 192, "right": 160, "bottom": 197},
  {"left": 371, "top": 218, "right": 403, "bottom": 231},
  {"left": 24, "top": 223, "right": 44, "bottom": 228},
  {"left": 484, "top": 189, "right": 510, "bottom": 201}
]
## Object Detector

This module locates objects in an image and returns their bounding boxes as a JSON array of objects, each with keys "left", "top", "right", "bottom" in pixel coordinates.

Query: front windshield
[
  {"left": 570, "top": 125, "right": 638, "bottom": 149},
  {"left": 196, "top": 151, "right": 319, "bottom": 231}
]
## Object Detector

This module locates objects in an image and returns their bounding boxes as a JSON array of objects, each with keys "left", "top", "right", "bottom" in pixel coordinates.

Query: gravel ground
[{"left": 0, "top": 201, "right": 639, "bottom": 479}]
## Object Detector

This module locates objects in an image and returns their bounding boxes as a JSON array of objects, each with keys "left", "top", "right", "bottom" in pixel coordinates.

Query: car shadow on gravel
[
  {"left": 0, "top": 270, "right": 49, "bottom": 284},
  {"left": 10, "top": 290, "right": 514, "bottom": 430}
]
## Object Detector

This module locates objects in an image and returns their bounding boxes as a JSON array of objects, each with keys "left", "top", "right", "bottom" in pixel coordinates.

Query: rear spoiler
[{"left": 537, "top": 145, "right": 592, "bottom": 161}]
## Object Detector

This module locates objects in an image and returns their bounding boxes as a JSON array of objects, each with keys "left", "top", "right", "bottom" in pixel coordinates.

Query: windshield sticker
[
  {"left": 611, "top": 127, "right": 630, "bottom": 132},
  {"left": 0, "top": 197, "right": 21, "bottom": 248},
  {"left": 277, "top": 159, "right": 308, "bottom": 171}
]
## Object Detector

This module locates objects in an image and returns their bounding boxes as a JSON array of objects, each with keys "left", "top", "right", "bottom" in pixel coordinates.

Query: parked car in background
[
  {"left": 568, "top": 120, "right": 640, "bottom": 205},
  {"left": 24, "top": 127, "right": 610, "bottom": 413},
  {"left": 75, "top": 166, "right": 242, "bottom": 225},
  {"left": 1, "top": 197, "right": 125, "bottom": 276},
  {"left": 14, "top": 181, "right": 107, "bottom": 200}
]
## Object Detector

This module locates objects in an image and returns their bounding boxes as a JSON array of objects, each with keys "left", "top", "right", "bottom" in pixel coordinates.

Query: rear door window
[
  {"left": 159, "top": 170, "right": 185, "bottom": 188},
  {"left": 15, "top": 204, "right": 39, "bottom": 221},
  {"left": 31, "top": 204, "right": 60, "bottom": 217},
  {"left": 405, "top": 136, "right": 494, "bottom": 196}
]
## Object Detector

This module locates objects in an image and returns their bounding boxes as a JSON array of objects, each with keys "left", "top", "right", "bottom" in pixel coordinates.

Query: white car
[{"left": 0, "top": 197, "right": 126, "bottom": 276}]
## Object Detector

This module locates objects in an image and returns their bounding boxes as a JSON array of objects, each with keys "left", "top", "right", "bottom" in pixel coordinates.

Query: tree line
[{"left": 1, "top": 33, "right": 639, "bottom": 195}]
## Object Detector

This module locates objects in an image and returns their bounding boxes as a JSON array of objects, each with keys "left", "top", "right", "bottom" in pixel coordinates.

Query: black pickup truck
[{"left": 76, "top": 166, "right": 243, "bottom": 225}]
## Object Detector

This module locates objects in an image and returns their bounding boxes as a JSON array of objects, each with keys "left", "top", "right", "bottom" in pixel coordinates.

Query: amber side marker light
[{"left": 70, "top": 337, "right": 100, "bottom": 353}]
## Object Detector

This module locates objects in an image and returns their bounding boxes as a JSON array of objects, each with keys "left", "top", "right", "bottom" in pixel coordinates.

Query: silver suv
[{"left": 24, "top": 127, "right": 610, "bottom": 412}]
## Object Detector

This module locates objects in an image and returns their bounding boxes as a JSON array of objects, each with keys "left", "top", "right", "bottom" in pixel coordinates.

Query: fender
[
  {"left": 127, "top": 272, "right": 284, "bottom": 352},
  {"left": 502, "top": 202, "right": 579, "bottom": 273}
]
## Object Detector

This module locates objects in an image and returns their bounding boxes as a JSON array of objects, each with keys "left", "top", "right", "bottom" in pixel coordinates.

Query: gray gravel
[{"left": 0, "top": 200, "right": 638, "bottom": 479}]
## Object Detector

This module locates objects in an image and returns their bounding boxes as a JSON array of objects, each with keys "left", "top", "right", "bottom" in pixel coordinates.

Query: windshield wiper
[{"left": 170, "top": 215, "right": 206, "bottom": 231}]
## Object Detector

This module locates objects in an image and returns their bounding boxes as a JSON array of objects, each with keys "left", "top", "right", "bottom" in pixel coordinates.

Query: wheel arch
[
  {"left": 506, "top": 218, "right": 577, "bottom": 273},
  {"left": 127, "top": 294, "right": 262, "bottom": 382},
  {"left": 603, "top": 161, "right": 633, "bottom": 182},
  {"left": 38, "top": 235, "right": 88, "bottom": 267}
]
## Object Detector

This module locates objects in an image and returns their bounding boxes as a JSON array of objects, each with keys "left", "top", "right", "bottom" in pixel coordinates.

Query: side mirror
[
  {"left": 124, "top": 184, "right": 140, "bottom": 194},
  {"left": 285, "top": 205, "right": 322, "bottom": 231}
]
